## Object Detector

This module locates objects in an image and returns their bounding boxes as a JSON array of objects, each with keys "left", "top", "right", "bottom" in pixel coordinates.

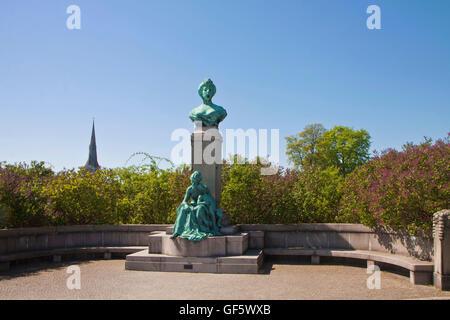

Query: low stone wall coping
[
  {"left": 0, "top": 224, "right": 171, "bottom": 238},
  {"left": 238, "top": 224, "right": 373, "bottom": 233},
  {"left": 0, "top": 223, "right": 429, "bottom": 236}
]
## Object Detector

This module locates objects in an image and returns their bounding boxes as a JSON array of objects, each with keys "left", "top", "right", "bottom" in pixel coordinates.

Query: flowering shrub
[
  {"left": 338, "top": 137, "right": 450, "bottom": 233},
  {"left": 0, "top": 162, "right": 53, "bottom": 228},
  {"left": 0, "top": 136, "right": 448, "bottom": 233}
]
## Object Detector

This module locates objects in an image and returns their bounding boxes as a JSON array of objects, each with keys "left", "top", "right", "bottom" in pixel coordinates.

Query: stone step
[{"left": 125, "top": 249, "right": 263, "bottom": 274}]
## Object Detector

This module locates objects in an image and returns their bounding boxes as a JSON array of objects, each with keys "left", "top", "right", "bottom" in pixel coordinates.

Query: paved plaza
[{"left": 1, "top": 258, "right": 449, "bottom": 300}]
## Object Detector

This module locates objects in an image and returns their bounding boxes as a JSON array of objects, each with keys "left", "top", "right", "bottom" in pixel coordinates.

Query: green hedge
[{"left": 0, "top": 137, "right": 448, "bottom": 233}]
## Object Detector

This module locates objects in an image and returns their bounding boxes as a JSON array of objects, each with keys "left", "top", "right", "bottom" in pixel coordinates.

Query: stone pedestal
[
  {"left": 148, "top": 232, "right": 249, "bottom": 257},
  {"left": 125, "top": 229, "right": 263, "bottom": 274},
  {"left": 191, "top": 123, "right": 231, "bottom": 226},
  {"left": 126, "top": 250, "right": 263, "bottom": 274},
  {"left": 433, "top": 209, "right": 450, "bottom": 290},
  {"left": 191, "top": 124, "right": 222, "bottom": 202}
]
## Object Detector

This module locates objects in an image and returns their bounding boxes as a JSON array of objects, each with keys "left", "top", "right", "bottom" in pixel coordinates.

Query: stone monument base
[
  {"left": 125, "top": 227, "right": 264, "bottom": 274},
  {"left": 125, "top": 249, "right": 263, "bottom": 274},
  {"left": 149, "top": 232, "right": 248, "bottom": 257}
]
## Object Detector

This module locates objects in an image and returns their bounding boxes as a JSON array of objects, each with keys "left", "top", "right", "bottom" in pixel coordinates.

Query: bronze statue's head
[
  {"left": 198, "top": 78, "right": 216, "bottom": 103},
  {"left": 190, "top": 171, "right": 202, "bottom": 185}
]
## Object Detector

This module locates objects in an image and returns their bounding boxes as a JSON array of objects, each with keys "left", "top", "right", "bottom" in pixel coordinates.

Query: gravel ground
[{"left": 1, "top": 258, "right": 449, "bottom": 300}]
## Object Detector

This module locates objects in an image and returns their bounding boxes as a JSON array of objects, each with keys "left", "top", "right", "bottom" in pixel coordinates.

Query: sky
[{"left": 0, "top": 0, "right": 449, "bottom": 171}]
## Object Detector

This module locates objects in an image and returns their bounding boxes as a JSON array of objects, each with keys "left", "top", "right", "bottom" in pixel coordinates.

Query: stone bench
[
  {"left": 264, "top": 248, "right": 434, "bottom": 285},
  {"left": 0, "top": 246, "right": 146, "bottom": 271}
]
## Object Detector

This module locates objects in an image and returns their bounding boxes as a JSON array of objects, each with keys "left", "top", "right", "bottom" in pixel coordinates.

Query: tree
[
  {"left": 286, "top": 124, "right": 371, "bottom": 176},
  {"left": 317, "top": 126, "right": 371, "bottom": 176},
  {"left": 285, "top": 124, "right": 326, "bottom": 169}
]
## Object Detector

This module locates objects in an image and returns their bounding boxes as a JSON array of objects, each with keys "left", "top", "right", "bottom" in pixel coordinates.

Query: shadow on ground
[
  {"left": 2, "top": 254, "right": 411, "bottom": 282},
  {"left": 260, "top": 255, "right": 410, "bottom": 279},
  {"left": 0, "top": 254, "right": 123, "bottom": 281}
]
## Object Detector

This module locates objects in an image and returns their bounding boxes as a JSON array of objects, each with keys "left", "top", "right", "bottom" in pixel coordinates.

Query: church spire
[{"left": 85, "top": 120, "right": 100, "bottom": 172}]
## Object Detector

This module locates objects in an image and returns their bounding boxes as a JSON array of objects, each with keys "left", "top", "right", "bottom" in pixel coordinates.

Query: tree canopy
[
  {"left": 286, "top": 124, "right": 371, "bottom": 176},
  {"left": 285, "top": 124, "right": 326, "bottom": 169}
]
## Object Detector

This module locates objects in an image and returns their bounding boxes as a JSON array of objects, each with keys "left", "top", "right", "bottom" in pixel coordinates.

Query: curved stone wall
[
  {"left": 239, "top": 224, "right": 433, "bottom": 261},
  {"left": 0, "top": 223, "right": 433, "bottom": 261},
  {"left": 0, "top": 225, "right": 169, "bottom": 256},
  {"left": 1, "top": 220, "right": 447, "bottom": 289}
]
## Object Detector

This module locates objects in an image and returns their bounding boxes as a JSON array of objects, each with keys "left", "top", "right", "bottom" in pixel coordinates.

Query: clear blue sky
[{"left": 1, "top": 0, "right": 449, "bottom": 171}]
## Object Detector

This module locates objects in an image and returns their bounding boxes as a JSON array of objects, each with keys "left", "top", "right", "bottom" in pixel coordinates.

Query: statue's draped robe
[{"left": 172, "top": 184, "right": 223, "bottom": 241}]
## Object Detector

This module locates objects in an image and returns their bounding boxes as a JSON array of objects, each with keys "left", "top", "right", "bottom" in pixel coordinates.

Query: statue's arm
[
  {"left": 189, "top": 110, "right": 201, "bottom": 122},
  {"left": 183, "top": 187, "right": 191, "bottom": 203}
]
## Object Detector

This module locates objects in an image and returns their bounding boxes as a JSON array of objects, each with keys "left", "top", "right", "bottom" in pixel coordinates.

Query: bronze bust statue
[{"left": 189, "top": 79, "right": 227, "bottom": 127}]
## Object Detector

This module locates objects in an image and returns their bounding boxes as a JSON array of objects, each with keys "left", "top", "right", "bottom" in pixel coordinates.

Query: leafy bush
[
  {"left": 0, "top": 135, "right": 448, "bottom": 234},
  {"left": 339, "top": 137, "right": 450, "bottom": 233},
  {"left": 221, "top": 161, "right": 263, "bottom": 224},
  {"left": 0, "top": 162, "right": 54, "bottom": 228},
  {"left": 42, "top": 168, "right": 122, "bottom": 225},
  {"left": 0, "top": 161, "right": 190, "bottom": 228},
  {"left": 112, "top": 165, "right": 190, "bottom": 224},
  {"left": 222, "top": 161, "right": 297, "bottom": 224},
  {"left": 292, "top": 166, "right": 343, "bottom": 223},
  {"left": 221, "top": 161, "right": 343, "bottom": 224}
]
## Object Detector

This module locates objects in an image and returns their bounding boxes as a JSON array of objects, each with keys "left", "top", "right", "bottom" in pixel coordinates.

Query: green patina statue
[
  {"left": 171, "top": 171, "right": 224, "bottom": 241},
  {"left": 189, "top": 79, "right": 227, "bottom": 127}
]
